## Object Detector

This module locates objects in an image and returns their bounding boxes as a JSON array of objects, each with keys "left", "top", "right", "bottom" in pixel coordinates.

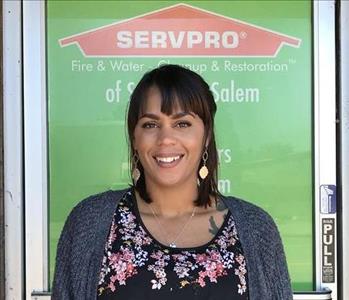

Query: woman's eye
[
  {"left": 142, "top": 122, "right": 158, "bottom": 129},
  {"left": 176, "top": 121, "right": 191, "bottom": 128}
]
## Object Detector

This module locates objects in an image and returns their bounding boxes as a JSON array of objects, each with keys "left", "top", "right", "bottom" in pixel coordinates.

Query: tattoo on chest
[
  {"left": 216, "top": 199, "right": 227, "bottom": 211},
  {"left": 208, "top": 213, "right": 228, "bottom": 236},
  {"left": 208, "top": 200, "right": 228, "bottom": 236},
  {"left": 208, "top": 216, "right": 219, "bottom": 235}
]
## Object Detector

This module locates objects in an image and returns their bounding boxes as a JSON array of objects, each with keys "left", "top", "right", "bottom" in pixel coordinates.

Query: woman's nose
[{"left": 157, "top": 126, "right": 176, "bottom": 146}]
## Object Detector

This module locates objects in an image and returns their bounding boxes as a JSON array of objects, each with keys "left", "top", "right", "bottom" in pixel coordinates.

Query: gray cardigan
[{"left": 52, "top": 188, "right": 293, "bottom": 299}]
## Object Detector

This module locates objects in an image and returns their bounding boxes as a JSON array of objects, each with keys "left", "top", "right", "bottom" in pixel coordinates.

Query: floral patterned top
[{"left": 97, "top": 190, "right": 248, "bottom": 299}]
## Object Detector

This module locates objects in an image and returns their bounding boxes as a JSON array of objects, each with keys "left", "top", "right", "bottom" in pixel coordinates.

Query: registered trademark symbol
[{"left": 240, "top": 31, "right": 247, "bottom": 39}]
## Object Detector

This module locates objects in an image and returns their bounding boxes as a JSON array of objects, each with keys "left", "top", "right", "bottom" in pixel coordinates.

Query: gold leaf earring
[
  {"left": 132, "top": 153, "right": 141, "bottom": 185},
  {"left": 199, "top": 148, "right": 209, "bottom": 180}
]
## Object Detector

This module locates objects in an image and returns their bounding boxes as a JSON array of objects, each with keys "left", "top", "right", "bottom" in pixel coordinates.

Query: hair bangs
[{"left": 154, "top": 74, "right": 209, "bottom": 123}]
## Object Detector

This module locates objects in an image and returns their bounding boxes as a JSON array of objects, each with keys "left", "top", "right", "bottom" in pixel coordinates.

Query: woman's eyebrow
[
  {"left": 171, "top": 112, "right": 196, "bottom": 119},
  {"left": 139, "top": 112, "right": 195, "bottom": 120},
  {"left": 139, "top": 113, "right": 159, "bottom": 120}
]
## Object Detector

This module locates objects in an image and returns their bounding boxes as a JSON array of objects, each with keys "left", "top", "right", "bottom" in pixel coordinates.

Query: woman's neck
[{"left": 138, "top": 181, "right": 198, "bottom": 218}]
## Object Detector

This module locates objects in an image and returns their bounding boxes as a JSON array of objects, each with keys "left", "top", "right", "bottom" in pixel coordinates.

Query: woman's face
[{"left": 133, "top": 87, "right": 206, "bottom": 189}]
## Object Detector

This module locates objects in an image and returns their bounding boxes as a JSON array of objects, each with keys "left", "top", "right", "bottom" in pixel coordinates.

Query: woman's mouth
[{"left": 153, "top": 154, "right": 184, "bottom": 167}]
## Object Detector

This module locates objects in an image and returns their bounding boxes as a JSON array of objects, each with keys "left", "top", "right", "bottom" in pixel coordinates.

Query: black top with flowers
[{"left": 97, "top": 190, "right": 248, "bottom": 300}]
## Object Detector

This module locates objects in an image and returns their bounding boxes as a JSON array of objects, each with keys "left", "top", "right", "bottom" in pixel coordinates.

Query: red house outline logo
[{"left": 59, "top": 3, "right": 301, "bottom": 57}]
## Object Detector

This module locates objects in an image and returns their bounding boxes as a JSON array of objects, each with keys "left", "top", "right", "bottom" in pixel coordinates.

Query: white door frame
[
  {"left": 3, "top": 0, "right": 340, "bottom": 299},
  {"left": 339, "top": 1, "right": 349, "bottom": 299},
  {"left": 3, "top": 0, "right": 24, "bottom": 299}
]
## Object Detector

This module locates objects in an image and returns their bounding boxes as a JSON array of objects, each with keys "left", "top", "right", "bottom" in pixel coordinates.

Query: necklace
[{"left": 148, "top": 204, "right": 197, "bottom": 248}]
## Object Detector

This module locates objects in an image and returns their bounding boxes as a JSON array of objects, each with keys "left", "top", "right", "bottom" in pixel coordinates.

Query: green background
[{"left": 47, "top": 0, "right": 313, "bottom": 291}]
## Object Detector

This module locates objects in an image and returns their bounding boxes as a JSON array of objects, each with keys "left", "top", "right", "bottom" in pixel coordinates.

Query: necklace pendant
[{"left": 169, "top": 243, "right": 177, "bottom": 248}]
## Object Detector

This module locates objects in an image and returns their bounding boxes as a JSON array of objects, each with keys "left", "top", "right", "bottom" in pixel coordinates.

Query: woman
[{"left": 52, "top": 65, "right": 292, "bottom": 300}]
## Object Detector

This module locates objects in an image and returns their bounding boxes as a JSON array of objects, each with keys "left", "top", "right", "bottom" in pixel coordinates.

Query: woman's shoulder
[
  {"left": 73, "top": 188, "right": 129, "bottom": 212},
  {"left": 65, "top": 188, "right": 130, "bottom": 228},
  {"left": 222, "top": 195, "right": 274, "bottom": 222},
  {"left": 221, "top": 195, "right": 281, "bottom": 241},
  {"left": 72, "top": 188, "right": 128, "bottom": 211}
]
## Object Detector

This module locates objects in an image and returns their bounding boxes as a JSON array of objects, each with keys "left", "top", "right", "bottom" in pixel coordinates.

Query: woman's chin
[{"left": 147, "top": 175, "right": 195, "bottom": 189}]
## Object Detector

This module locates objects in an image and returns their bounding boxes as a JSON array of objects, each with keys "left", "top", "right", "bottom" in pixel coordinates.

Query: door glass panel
[{"left": 47, "top": 0, "right": 313, "bottom": 290}]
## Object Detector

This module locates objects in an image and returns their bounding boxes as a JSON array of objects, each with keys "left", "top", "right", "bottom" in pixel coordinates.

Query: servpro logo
[
  {"left": 59, "top": 3, "right": 301, "bottom": 57},
  {"left": 116, "top": 31, "right": 240, "bottom": 50}
]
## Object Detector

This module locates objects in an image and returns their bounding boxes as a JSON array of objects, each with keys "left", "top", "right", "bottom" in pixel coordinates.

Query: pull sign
[
  {"left": 322, "top": 218, "right": 335, "bottom": 283},
  {"left": 320, "top": 185, "right": 336, "bottom": 213}
]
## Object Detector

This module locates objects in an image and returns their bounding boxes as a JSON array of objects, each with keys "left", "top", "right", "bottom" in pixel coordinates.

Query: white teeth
[{"left": 156, "top": 156, "right": 181, "bottom": 163}]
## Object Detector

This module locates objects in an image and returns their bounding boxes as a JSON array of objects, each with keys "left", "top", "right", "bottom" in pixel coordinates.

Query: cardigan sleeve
[
  {"left": 51, "top": 194, "right": 99, "bottom": 299},
  {"left": 50, "top": 190, "right": 124, "bottom": 300},
  {"left": 260, "top": 211, "right": 293, "bottom": 300},
  {"left": 51, "top": 207, "right": 76, "bottom": 300},
  {"left": 223, "top": 196, "right": 293, "bottom": 300}
]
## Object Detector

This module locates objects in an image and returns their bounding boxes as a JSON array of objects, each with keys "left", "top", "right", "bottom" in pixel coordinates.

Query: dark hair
[{"left": 127, "top": 64, "right": 220, "bottom": 207}]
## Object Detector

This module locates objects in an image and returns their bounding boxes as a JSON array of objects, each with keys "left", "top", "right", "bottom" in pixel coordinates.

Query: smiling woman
[{"left": 52, "top": 65, "right": 293, "bottom": 300}]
